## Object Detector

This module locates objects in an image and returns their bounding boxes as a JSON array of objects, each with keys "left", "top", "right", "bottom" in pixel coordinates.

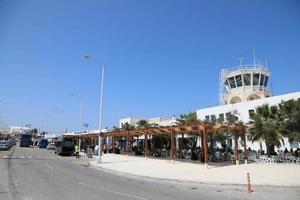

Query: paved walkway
[{"left": 88, "top": 154, "right": 300, "bottom": 187}]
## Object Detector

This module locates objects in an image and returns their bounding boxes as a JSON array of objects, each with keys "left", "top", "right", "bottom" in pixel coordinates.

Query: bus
[
  {"left": 20, "top": 134, "right": 32, "bottom": 147},
  {"left": 54, "top": 136, "right": 75, "bottom": 156}
]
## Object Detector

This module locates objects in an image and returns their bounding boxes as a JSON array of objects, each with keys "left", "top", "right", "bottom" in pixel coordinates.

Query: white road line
[
  {"left": 78, "top": 182, "right": 147, "bottom": 200},
  {"left": 20, "top": 156, "right": 25, "bottom": 159},
  {"left": 2, "top": 156, "right": 8, "bottom": 158},
  {"left": 45, "top": 163, "right": 54, "bottom": 170},
  {"left": 28, "top": 156, "right": 33, "bottom": 159}
]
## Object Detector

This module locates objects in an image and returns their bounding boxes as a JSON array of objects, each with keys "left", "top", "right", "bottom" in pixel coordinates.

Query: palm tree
[
  {"left": 121, "top": 122, "right": 134, "bottom": 131},
  {"left": 136, "top": 119, "right": 150, "bottom": 129},
  {"left": 279, "top": 98, "right": 300, "bottom": 142},
  {"left": 176, "top": 112, "right": 200, "bottom": 125},
  {"left": 248, "top": 104, "right": 284, "bottom": 157}
]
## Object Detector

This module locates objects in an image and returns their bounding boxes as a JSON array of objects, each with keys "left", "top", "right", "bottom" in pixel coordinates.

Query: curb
[{"left": 87, "top": 161, "right": 300, "bottom": 188}]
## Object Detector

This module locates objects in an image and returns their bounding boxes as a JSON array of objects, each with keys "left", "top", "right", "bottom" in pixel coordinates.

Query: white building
[
  {"left": 197, "top": 58, "right": 300, "bottom": 152},
  {"left": 119, "top": 116, "right": 177, "bottom": 128}
]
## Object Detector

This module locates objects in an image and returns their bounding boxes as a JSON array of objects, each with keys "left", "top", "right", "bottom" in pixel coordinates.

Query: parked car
[
  {"left": 47, "top": 143, "right": 56, "bottom": 150},
  {"left": 38, "top": 139, "right": 48, "bottom": 148},
  {"left": 0, "top": 140, "right": 9, "bottom": 150}
]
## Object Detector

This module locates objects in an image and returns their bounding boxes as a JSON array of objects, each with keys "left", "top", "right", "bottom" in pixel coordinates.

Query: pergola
[{"left": 104, "top": 122, "right": 248, "bottom": 168}]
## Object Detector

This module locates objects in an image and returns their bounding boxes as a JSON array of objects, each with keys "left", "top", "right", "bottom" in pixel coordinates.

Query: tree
[
  {"left": 136, "top": 120, "right": 150, "bottom": 129},
  {"left": 279, "top": 98, "right": 300, "bottom": 142},
  {"left": 248, "top": 104, "right": 284, "bottom": 157},
  {"left": 112, "top": 126, "right": 120, "bottom": 132},
  {"left": 176, "top": 112, "right": 200, "bottom": 125},
  {"left": 121, "top": 122, "right": 134, "bottom": 131}
]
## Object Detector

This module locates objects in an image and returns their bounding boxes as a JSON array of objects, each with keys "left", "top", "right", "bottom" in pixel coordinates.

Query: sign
[{"left": 99, "top": 132, "right": 105, "bottom": 138}]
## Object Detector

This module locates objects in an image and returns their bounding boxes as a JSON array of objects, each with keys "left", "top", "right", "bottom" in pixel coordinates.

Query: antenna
[
  {"left": 253, "top": 49, "right": 256, "bottom": 66},
  {"left": 265, "top": 58, "right": 268, "bottom": 69},
  {"left": 236, "top": 54, "right": 246, "bottom": 67}
]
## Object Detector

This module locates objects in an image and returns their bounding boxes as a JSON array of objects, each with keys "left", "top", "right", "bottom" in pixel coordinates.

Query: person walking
[{"left": 75, "top": 145, "right": 80, "bottom": 158}]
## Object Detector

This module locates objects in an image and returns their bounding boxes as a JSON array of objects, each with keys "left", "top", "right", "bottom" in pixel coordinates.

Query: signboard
[{"left": 99, "top": 132, "right": 105, "bottom": 138}]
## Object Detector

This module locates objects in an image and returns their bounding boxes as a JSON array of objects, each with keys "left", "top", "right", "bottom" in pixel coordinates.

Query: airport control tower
[{"left": 219, "top": 55, "right": 272, "bottom": 105}]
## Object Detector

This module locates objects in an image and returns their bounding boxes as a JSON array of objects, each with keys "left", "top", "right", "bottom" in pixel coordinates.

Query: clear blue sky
[{"left": 0, "top": 0, "right": 299, "bottom": 133}]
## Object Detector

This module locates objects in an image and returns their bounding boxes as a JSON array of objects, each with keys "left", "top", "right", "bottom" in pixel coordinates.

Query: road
[{"left": 0, "top": 145, "right": 299, "bottom": 200}]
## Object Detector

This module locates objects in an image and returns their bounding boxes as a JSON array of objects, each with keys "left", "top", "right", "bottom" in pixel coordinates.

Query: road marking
[
  {"left": 45, "top": 163, "right": 53, "bottom": 170},
  {"left": 2, "top": 156, "right": 8, "bottom": 158},
  {"left": 78, "top": 182, "right": 147, "bottom": 200}
]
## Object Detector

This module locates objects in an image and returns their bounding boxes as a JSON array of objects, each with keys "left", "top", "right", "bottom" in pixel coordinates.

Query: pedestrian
[{"left": 75, "top": 145, "right": 80, "bottom": 158}]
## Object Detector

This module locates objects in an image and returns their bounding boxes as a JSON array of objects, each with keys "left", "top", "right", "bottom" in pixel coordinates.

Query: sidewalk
[{"left": 88, "top": 154, "right": 300, "bottom": 187}]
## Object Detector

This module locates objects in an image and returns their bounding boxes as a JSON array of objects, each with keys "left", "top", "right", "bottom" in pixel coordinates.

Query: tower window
[
  {"left": 260, "top": 74, "right": 265, "bottom": 86},
  {"left": 235, "top": 75, "right": 242, "bottom": 87},
  {"left": 253, "top": 73, "right": 260, "bottom": 85},
  {"left": 243, "top": 74, "right": 251, "bottom": 86},
  {"left": 264, "top": 76, "right": 269, "bottom": 87},
  {"left": 228, "top": 77, "right": 236, "bottom": 88}
]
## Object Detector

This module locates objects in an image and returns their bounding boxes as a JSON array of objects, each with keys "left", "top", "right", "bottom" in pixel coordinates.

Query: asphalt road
[{"left": 0, "top": 145, "right": 299, "bottom": 200}]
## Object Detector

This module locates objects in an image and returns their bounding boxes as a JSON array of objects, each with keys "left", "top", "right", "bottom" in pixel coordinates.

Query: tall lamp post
[
  {"left": 71, "top": 93, "right": 84, "bottom": 148},
  {"left": 83, "top": 55, "right": 105, "bottom": 164}
]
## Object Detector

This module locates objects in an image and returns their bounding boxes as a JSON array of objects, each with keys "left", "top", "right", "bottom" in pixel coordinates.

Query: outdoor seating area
[{"left": 76, "top": 122, "right": 300, "bottom": 167}]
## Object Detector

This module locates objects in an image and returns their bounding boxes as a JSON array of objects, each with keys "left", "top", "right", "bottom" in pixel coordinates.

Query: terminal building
[
  {"left": 119, "top": 57, "right": 300, "bottom": 152},
  {"left": 196, "top": 60, "right": 300, "bottom": 152}
]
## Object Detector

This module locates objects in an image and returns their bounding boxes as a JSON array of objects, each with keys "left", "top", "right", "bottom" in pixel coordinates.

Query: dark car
[{"left": 38, "top": 139, "right": 49, "bottom": 148}]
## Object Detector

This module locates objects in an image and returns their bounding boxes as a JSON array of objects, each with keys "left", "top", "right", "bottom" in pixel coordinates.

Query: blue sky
[{"left": 0, "top": 0, "right": 299, "bottom": 133}]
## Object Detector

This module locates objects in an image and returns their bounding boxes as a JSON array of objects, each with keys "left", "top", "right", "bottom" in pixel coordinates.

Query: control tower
[{"left": 219, "top": 56, "right": 272, "bottom": 105}]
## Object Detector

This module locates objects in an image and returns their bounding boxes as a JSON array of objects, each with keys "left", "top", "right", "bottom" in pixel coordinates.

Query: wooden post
[
  {"left": 173, "top": 132, "right": 176, "bottom": 161},
  {"left": 170, "top": 129, "right": 175, "bottom": 163},
  {"left": 126, "top": 133, "right": 129, "bottom": 156},
  {"left": 180, "top": 133, "right": 184, "bottom": 159},
  {"left": 200, "top": 132, "right": 204, "bottom": 162},
  {"left": 234, "top": 127, "right": 239, "bottom": 165},
  {"left": 203, "top": 125, "right": 208, "bottom": 169},
  {"left": 160, "top": 135, "right": 163, "bottom": 157},
  {"left": 243, "top": 126, "right": 248, "bottom": 164},
  {"left": 112, "top": 136, "right": 115, "bottom": 154},
  {"left": 144, "top": 133, "right": 148, "bottom": 159}
]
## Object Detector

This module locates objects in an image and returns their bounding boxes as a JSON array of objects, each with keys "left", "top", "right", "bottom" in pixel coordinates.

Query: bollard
[{"left": 247, "top": 172, "right": 253, "bottom": 193}]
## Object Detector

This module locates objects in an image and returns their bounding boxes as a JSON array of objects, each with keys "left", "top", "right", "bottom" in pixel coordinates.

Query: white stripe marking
[
  {"left": 45, "top": 163, "right": 53, "bottom": 170},
  {"left": 2, "top": 156, "right": 8, "bottom": 158},
  {"left": 78, "top": 182, "right": 147, "bottom": 200}
]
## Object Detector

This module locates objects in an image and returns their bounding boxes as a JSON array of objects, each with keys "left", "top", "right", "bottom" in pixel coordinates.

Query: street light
[
  {"left": 71, "top": 92, "right": 84, "bottom": 149},
  {"left": 83, "top": 54, "right": 105, "bottom": 164},
  {"left": 55, "top": 107, "right": 65, "bottom": 134}
]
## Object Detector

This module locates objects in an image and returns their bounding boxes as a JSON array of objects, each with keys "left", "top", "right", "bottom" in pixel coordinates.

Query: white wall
[{"left": 196, "top": 91, "right": 300, "bottom": 152}]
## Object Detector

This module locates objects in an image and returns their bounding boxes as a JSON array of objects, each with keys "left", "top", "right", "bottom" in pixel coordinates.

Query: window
[
  {"left": 260, "top": 74, "right": 265, "bottom": 86},
  {"left": 264, "top": 76, "right": 269, "bottom": 87},
  {"left": 205, "top": 115, "right": 209, "bottom": 121},
  {"left": 225, "top": 112, "right": 230, "bottom": 121},
  {"left": 248, "top": 109, "right": 255, "bottom": 118},
  {"left": 235, "top": 75, "right": 242, "bottom": 87},
  {"left": 253, "top": 73, "right": 259, "bottom": 85},
  {"left": 211, "top": 115, "right": 216, "bottom": 121},
  {"left": 219, "top": 113, "right": 224, "bottom": 121},
  {"left": 228, "top": 77, "right": 236, "bottom": 88},
  {"left": 243, "top": 74, "right": 251, "bottom": 86},
  {"left": 224, "top": 80, "right": 228, "bottom": 86}
]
